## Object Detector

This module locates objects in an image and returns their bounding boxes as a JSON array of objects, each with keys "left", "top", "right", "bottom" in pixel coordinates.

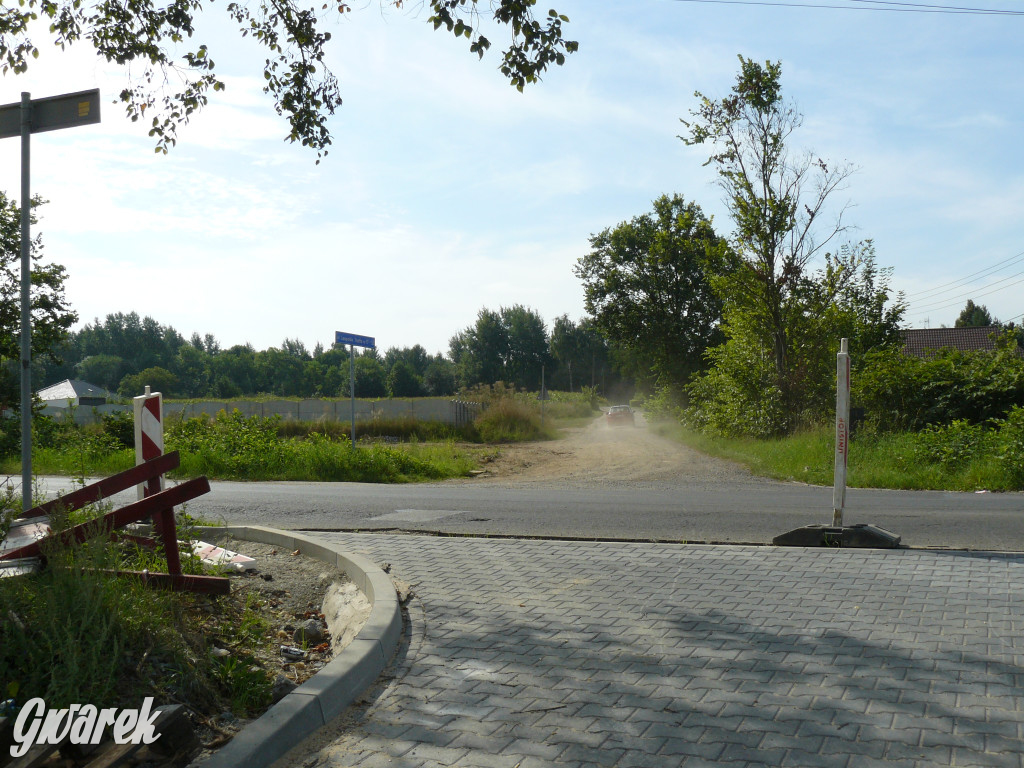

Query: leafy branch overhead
[{"left": 0, "top": 0, "right": 578, "bottom": 159}]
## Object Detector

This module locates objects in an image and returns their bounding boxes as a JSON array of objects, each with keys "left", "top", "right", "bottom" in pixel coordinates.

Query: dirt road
[{"left": 472, "top": 412, "right": 756, "bottom": 488}]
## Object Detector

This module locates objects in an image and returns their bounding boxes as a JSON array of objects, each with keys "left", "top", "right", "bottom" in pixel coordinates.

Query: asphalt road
[{"left": 15, "top": 474, "right": 1024, "bottom": 551}]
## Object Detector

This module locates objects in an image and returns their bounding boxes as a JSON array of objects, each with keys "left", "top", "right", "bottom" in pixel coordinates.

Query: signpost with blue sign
[
  {"left": 335, "top": 331, "right": 375, "bottom": 349},
  {"left": 336, "top": 331, "right": 376, "bottom": 448}
]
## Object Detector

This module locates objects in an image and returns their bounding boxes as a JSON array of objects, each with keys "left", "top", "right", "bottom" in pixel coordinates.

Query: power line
[
  {"left": 904, "top": 249, "right": 1024, "bottom": 302},
  {"left": 847, "top": 0, "right": 1021, "bottom": 11},
  {"left": 909, "top": 272, "right": 1024, "bottom": 316},
  {"left": 1004, "top": 310, "right": 1024, "bottom": 324},
  {"left": 671, "top": 0, "right": 1024, "bottom": 14}
]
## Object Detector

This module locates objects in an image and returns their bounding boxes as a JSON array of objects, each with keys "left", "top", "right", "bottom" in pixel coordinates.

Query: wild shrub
[
  {"left": 474, "top": 398, "right": 553, "bottom": 443},
  {"left": 101, "top": 410, "right": 136, "bottom": 449},
  {"left": 543, "top": 390, "right": 599, "bottom": 419},
  {"left": 276, "top": 415, "right": 464, "bottom": 443},
  {"left": 855, "top": 337, "right": 1024, "bottom": 431},
  {"left": 911, "top": 420, "right": 991, "bottom": 469},
  {"left": 995, "top": 406, "right": 1024, "bottom": 487},
  {"left": 0, "top": 481, "right": 15, "bottom": 542}
]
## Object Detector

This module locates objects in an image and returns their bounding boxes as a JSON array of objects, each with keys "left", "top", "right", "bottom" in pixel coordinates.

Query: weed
[
  {"left": 473, "top": 398, "right": 557, "bottom": 443},
  {"left": 657, "top": 417, "right": 1024, "bottom": 492},
  {"left": 213, "top": 655, "right": 272, "bottom": 715}
]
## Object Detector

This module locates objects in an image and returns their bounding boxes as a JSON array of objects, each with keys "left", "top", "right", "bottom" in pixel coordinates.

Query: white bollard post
[{"left": 833, "top": 338, "right": 851, "bottom": 527}]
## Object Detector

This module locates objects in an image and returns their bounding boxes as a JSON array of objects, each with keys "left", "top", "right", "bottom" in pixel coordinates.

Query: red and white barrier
[{"left": 134, "top": 387, "right": 164, "bottom": 499}]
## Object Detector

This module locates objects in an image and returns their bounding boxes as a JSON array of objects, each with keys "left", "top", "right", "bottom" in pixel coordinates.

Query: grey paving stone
[{"left": 290, "top": 534, "right": 1024, "bottom": 768}]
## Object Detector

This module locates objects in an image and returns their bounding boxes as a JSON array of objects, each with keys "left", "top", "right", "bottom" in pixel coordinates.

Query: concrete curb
[{"left": 194, "top": 526, "right": 401, "bottom": 768}]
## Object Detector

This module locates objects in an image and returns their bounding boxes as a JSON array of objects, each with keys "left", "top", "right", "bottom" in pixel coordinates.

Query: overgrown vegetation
[
  {"left": 0, "top": 505, "right": 272, "bottom": 718},
  {"left": 9, "top": 410, "right": 477, "bottom": 483},
  {"left": 2, "top": 390, "right": 597, "bottom": 481},
  {"left": 854, "top": 335, "right": 1024, "bottom": 431},
  {"left": 657, "top": 404, "right": 1024, "bottom": 492},
  {"left": 648, "top": 339, "right": 1024, "bottom": 491}
]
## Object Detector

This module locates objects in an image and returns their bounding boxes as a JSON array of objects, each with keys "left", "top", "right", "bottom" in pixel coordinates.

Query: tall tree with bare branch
[{"left": 680, "top": 56, "right": 854, "bottom": 393}]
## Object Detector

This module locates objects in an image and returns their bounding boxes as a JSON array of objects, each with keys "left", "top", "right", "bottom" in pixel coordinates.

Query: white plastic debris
[{"left": 190, "top": 540, "right": 257, "bottom": 572}]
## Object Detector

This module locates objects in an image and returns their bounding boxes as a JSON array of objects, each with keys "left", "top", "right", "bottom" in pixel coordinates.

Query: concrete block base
[{"left": 773, "top": 523, "right": 902, "bottom": 549}]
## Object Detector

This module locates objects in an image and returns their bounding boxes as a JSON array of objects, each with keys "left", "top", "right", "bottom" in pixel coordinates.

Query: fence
[{"left": 38, "top": 398, "right": 482, "bottom": 427}]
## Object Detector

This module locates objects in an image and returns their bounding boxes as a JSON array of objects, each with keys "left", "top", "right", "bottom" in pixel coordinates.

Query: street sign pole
[
  {"left": 19, "top": 94, "right": 31, "bottom": 512},
  {"left": 335, "top": 331, "right": 375, "bottom": 451},
  {"left": 350, "top": 345, "right": 356, "bottom": 449},
  {"left": 1, "top": 88, "right": 101, "bottom": 512}
]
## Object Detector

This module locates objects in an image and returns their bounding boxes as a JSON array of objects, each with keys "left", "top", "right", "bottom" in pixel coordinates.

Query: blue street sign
[{"left": 335, "top": 331, "right": 375, "bottom": 349}]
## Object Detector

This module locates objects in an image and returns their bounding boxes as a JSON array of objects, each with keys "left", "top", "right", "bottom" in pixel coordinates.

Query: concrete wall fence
[{"left": 40, "top": 398, "right": 483, "bottom": 427}]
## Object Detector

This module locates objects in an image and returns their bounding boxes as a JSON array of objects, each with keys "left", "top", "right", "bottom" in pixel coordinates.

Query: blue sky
[{"left": 2, "top": 0, "right": 1022, "bottom": 357}]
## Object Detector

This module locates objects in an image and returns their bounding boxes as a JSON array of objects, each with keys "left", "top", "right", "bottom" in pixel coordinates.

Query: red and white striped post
[
  {"left": 133, "top": 386, "right": 164, "bottom": 498},
  {"left": 133, "top": 386, "right": 181, "bottom": 575},
  {"left": 833, "top": 338, "right": 851, "bottom": 527}
]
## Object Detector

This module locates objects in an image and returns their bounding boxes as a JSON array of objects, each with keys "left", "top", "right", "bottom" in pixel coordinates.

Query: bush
[
  {"left": 102, "top": 410, "right": 136, "bottom": 450},
  {"left": 275, "top": 415, "right": 463, "bottom": 443},
  {"left": 855, "top": 337, "right": 1024, "bottom": 431},
  {"left": 473, "top": 398, "right": 553, "bottom": 443},
  {"left": 541, "top": 390, "right": 598, "bottom": 420},
  {"left": 911, "top": 419, "right": 991, "bottom": 469},
  {"left": 995, "top": 406, "right": 1024, "bottom": 487}
]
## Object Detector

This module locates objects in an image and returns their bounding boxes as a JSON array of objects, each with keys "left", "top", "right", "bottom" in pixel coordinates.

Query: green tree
[
  {"left": 686, "top": 241, "right": 904, "bottom": 437},
  {"left": 172, "top": 345, "right": 211, "bottom": 398},
  {"left": 502, "top": 305, "right": 549, "bottom": 391},
  {"left": 0, "top": 1, "right": 577, "bottom": 158},
  {"left": 450, "top": 308, "right": 509, "bottom": 388},
  {"left": 423, "top": 357, "right": 458, "bottom": 396},
  {"left": 118, "top": 366, "right": 179, "bottom": 398},
  {"left": 548, "top": 315, "right": 612, "bottom": 392},
  {"left": 955, "top": 300, "right": 996, "bottom": 328},
  {"left": 302, "top": 357, "right": 346, "bottom": 398},
  {"left": 386, "top": 360, "right": 424, "bottom": 398},
  {"left": 0, "top": 194, "right": 78, "bottom": 409},
  {"left": 575, "top": 194, "right": 730, "bottom": 386},
  {"left": 257, "top": 347, "right": 307, "bottom": 396},
  {"left": 384, "top": 345, "right": 431, "bottom": 378},
  {"left": 354, "top": 354, "right": 387, "bottom": 398},
  {"left": 680, "top": 56, "right": 854, "bottom": 411},
  {"left": 76, "top": 354, "right": 126, "bottom": 391},
  {"left": 75, "top": 313, "right": 185, "bottom": 375},
  {"left": 449, "top": 305, "right": 549, "bottom": 390},
  {"left": 209, "top": 344, "right": 258, "bottom": 395}
]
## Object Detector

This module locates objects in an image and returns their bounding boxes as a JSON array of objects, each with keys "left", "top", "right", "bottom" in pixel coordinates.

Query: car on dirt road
[{"left": 606, "top": 405, "right": 635, "bottom": 426}]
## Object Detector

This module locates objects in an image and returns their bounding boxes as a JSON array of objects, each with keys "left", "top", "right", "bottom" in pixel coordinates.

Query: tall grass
[
  {"left": 0, "top": 513, "right": 225, "bottom": 713},
  {"left": 5, "top": 393, "right": 580, "bottom": 482},
  {"left": 655, "top": 416, "right": 1024, "bottom": 492},
  {"left": 6, "top": 411, "right": 480, "bottom": 482},
  {"left": 473, "top": 398, "right": 558, "bottom": 443},
  {"left": 276, "top": 415, "right": 466, "bottom": 442},
  {"left": 176, "top": 434, "right": 477, "bottom": 482}
]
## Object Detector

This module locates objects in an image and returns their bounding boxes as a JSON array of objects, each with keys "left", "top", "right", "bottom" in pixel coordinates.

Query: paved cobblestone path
[{"left": 297, "top": 534, "right": 1024, "bottom": 768}]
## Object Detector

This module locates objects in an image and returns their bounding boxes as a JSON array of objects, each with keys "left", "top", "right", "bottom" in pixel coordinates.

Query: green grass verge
[
  {"left": 10, "top": 441, "right": 479, "bottom": 483},
  {"left": 653, "top": 420, "right": 1023, "bottom": 492},
  {"left": 0, "top": 510, "right": 267, "bottom": 716},
  {"left": 5, "top": 398, "right": 576, "bottom": 482},
  {"left": 175, "top": 438, "right": 479, "bottom": 482}
]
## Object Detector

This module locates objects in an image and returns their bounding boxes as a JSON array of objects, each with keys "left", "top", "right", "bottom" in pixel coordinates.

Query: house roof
[
  {"left": 901, "top": 326, "right": 1009, "bottom": 357},
  {"left": 37, "top": 379, "right": 111, "bottom": 402}
]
